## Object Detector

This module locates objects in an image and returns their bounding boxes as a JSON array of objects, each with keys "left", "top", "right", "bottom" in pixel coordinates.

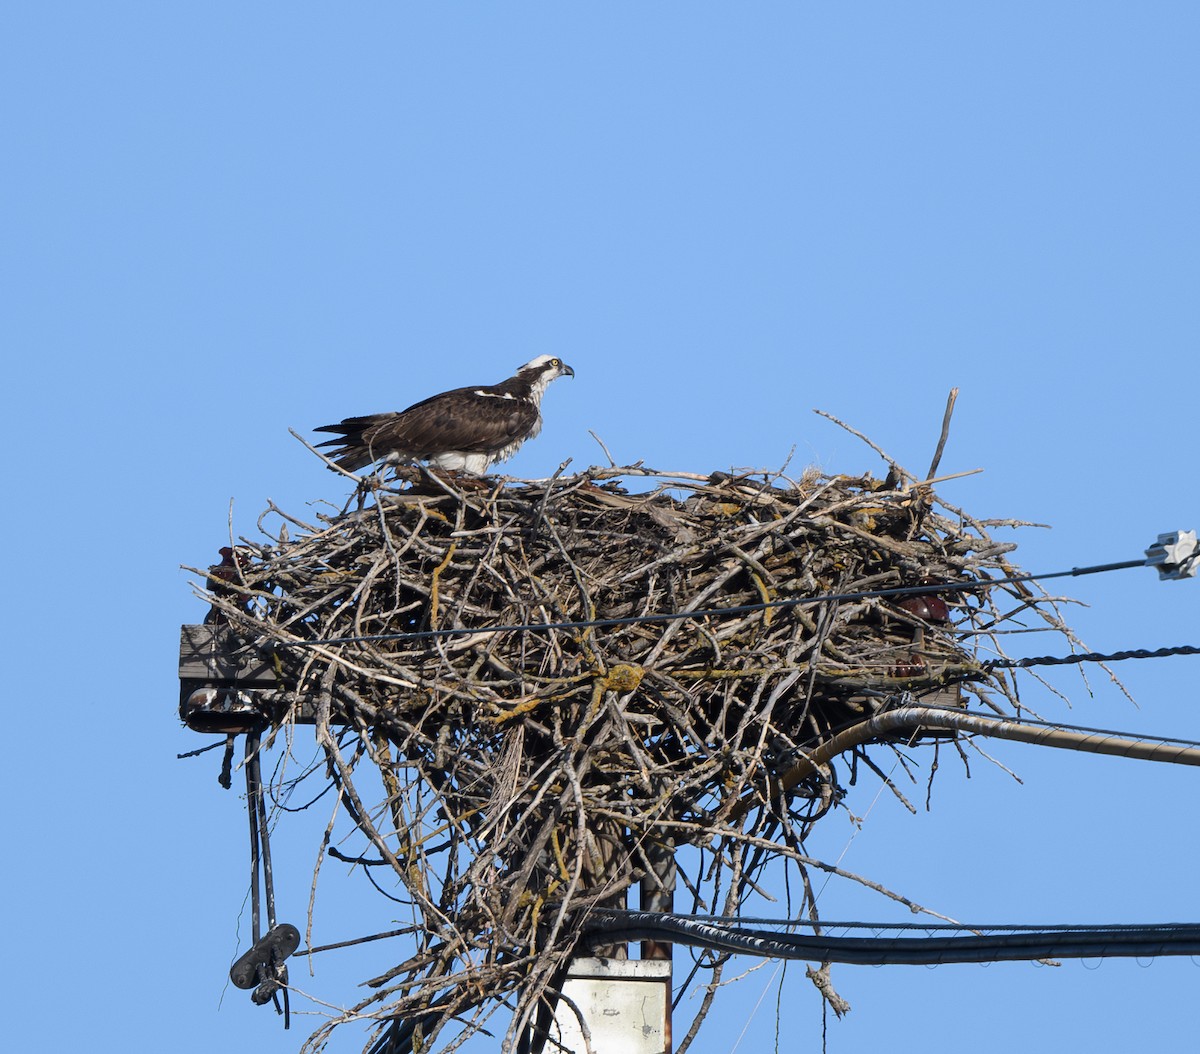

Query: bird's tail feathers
[{"left": 313, "top": 414, "right": 395, "bottom": 472}]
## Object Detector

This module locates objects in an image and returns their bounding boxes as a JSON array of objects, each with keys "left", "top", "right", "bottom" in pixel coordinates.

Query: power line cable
[
  {"left": 278, "top": 556, "right": 1151, "bottom": 649},
  {"left": 644, "top": 914, "right": 1200, "bottom": 932},
  {"left": 984, "top": 643, "right": 1200, "bottom": 670},
  {"left": 584, "top": 909, "right": 1200, "bottom": 966}
]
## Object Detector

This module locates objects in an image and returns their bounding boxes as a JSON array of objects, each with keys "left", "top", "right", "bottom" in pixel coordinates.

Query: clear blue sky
[{"left": 4, "top": 4, "right": 1197, "bottom": 1051}]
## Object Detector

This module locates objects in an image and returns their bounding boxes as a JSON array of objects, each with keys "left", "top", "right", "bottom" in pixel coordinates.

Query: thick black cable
[
  {"left": 616, "top": 913, "right": 1197, "bottom": 932},
  {"left": 584, "top": 909, "right": 1200, "bottom": 966}
]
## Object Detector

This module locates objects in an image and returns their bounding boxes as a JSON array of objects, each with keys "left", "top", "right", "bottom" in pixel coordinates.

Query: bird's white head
[{"left": 516, "top": 355, "right": 575, "bottom": 399}]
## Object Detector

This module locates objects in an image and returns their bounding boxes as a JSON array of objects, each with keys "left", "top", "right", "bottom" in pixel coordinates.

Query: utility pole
[{"left": 539, "top": 800, "right": 676, "bottom": 1053}]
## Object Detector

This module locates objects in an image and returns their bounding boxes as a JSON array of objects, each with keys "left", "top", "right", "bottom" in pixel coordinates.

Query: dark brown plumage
[
  {"left": 204, "top": 546, "right": 253, "bottom": 624},
  {"left": 314, "top": 355, "right": 574, "bottom": 474}
]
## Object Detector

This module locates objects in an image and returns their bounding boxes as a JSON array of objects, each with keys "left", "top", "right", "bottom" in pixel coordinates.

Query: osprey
[{"left": 314, "top": 355, "right": 575, "bottom": 474}]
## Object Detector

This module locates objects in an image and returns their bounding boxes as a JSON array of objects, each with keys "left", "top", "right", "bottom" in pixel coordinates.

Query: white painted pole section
[{"left": 547, "top": 958, "right": 671, "bottom": 1054}]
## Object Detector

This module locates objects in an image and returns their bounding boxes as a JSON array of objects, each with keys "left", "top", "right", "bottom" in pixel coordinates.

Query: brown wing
[{"left": 315, "top": 386, "right": 537, "bottom": 471}]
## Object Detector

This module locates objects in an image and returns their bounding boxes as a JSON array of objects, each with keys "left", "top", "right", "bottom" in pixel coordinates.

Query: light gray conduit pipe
[{"left": 745, "top": 705, "right": 1200, "bottom": 819}]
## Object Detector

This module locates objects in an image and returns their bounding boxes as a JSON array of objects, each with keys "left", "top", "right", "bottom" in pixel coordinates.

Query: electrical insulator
[{"left": 1144, "top": 530, "right": 1199, "bottom": 580}]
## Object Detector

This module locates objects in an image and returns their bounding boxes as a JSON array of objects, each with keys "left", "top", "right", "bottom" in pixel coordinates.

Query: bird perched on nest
[
  {"left": 314, "top": 355, "right": 575, "bottom": 474},
  {"left": 204, "top": 546, "right": 254, "bottom": 625}
]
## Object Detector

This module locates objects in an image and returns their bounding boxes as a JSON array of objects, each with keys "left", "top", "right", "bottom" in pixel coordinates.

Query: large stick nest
[{"left": 195, "top": 453, "right": 1081, "bottom": 1053}]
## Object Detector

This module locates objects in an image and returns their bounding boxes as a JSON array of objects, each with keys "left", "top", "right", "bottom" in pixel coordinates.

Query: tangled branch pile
[{"left": 199, "top": 454, "right": 1082, "bottom": 1053}]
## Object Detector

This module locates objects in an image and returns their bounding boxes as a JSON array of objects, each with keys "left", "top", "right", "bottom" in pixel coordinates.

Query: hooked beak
[{"left": 562, "top": 362, "right": 575, "bottom": 378}]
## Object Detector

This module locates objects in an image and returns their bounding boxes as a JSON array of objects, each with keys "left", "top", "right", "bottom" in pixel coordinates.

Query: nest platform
[{"left": 192, "top": 459, "right": 1077, "bottom": 1053}]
